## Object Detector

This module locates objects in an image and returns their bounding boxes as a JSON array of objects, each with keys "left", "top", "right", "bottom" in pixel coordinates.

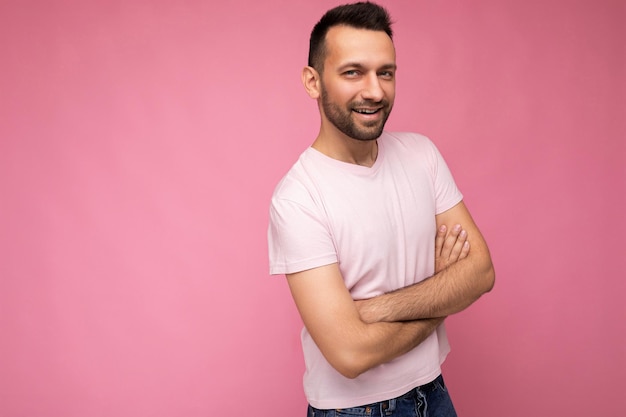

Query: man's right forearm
[
  {"left": 347, "top": 316, "right": 445, "bottom": 378},
  {"left": 287, "top": 262, "right": 446, "bottom": 379}
]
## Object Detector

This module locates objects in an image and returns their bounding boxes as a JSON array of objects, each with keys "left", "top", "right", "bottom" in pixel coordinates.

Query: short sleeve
[
  {"left": 428, "top": 141, "right": 463, "bottom": 214},
  {"left": 268, "top": 195, "right": 338, "bottom": 275}
]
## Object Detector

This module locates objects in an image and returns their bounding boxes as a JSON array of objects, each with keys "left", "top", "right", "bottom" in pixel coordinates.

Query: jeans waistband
[
  {"left": 380, "top": 374, "right": 442, "bottom": 411},
  {"left": 407, "top": 374, "right": 441, "bottom": 396}
]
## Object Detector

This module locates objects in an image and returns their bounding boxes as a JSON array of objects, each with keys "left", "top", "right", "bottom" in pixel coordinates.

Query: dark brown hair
[{"left": 308, "top": 2, "right": 394, "bottom": 72}]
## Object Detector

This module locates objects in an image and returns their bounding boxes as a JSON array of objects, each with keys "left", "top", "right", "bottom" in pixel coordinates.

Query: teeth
[{"left": 355, "top": 109, "right": 378, "bottom": 114}]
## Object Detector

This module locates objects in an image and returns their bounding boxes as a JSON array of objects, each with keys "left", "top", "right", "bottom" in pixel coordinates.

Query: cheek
[
  {"left": 385, "top": 82, "right": 396, "bottom": 99},
  {"left": 333, "top": 84, "right": 360, "bottom": 102},
  {"left": 385, "top": 89, "right": 396, "bottom": 104},
  {"left": 324, "top": 78, "right": 360, "bottom": 101}
]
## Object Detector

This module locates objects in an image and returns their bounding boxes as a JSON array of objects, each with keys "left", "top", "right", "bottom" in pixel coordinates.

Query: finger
[
  {"left": 459, "top": 240, "right": 470, "bottom": 260},
  {"left": 435, "top": 225, "right": 447, "bottom": 256},
  {"left": 449, "top": 229, "right": 468, "bottom": 261},
  {"left": 441, "top": 224, "right": 462, "bottom": 259}
]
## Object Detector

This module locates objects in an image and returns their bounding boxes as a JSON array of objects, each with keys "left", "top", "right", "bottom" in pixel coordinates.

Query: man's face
[{"left": 319, "top": 25, "right": 396, "bottom": 142}]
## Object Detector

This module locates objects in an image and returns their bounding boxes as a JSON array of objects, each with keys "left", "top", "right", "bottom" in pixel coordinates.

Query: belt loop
[{"left": 381, "top": 398, "right": 396, "bottom": 415}]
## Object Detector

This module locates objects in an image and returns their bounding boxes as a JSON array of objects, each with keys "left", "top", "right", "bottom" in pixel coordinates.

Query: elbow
[
  {"left": 328, "top": 350, "right": 371, "bottom": 379},
  {"left": 337, "top": 366, "right": 363, "bottom": 380},
  {"left": 335, "top": 363, "right": 367, "bottom": 380},
  {"left": 483, "top": 263, "right": 495, "bottom": 293},
  {"left": 473, "top": 248, "right": 495, "bottom": 294}
]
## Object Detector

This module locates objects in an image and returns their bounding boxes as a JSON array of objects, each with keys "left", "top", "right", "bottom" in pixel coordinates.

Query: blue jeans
[{"left": 307, "top": 374, "right": 457, "bottom": 417}]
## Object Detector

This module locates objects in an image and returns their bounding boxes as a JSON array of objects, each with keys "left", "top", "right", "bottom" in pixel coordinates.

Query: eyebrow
[{"left": 337, "top": 62, "right": 397, "bottom": 72}]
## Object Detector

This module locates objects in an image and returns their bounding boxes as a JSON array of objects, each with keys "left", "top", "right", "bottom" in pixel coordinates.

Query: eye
[
  {"left": 378, "top": 71, "right": 394, "bottom": 80},
  {"left": 343, "top": 70, "right": 361, "bottom": 78}
]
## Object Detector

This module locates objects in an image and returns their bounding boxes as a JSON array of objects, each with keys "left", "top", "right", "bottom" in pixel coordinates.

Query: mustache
[{"left": 351, "top": 99, "right": 390, "bottom": 108}]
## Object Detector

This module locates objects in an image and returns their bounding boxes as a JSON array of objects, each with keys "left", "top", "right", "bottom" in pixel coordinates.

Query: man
[{"left": 268, "top": 2, "right": 495, "bottom": 416}]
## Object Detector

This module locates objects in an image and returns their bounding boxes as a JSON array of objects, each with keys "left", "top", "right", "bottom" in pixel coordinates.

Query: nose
[{"left": 361, "top": 72, "right": 384, "bottom": 102}]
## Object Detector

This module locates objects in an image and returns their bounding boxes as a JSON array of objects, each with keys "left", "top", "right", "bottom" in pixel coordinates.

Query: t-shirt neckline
[{"left": 305, "top": 134, "right": 387, "bottom": 176}]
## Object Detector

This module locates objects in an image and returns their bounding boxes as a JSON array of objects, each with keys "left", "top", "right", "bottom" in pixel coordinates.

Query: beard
[{"left": 320, "top": 86, "right": 392, "bottom": 142}]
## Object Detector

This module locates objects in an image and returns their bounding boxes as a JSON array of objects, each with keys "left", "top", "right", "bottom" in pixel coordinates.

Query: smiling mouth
[{"left": 353, "top": 108, "right": 381, "bottom": 115}]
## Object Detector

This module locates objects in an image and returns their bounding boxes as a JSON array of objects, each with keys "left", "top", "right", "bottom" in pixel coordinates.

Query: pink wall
[{"left": 1, "top": 0, "right": 624, "bottom": 416}]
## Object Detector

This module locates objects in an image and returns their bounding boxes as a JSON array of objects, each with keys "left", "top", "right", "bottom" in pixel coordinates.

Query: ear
[{"left": 301, "top": 66, "right": 321, "bottom": 99}]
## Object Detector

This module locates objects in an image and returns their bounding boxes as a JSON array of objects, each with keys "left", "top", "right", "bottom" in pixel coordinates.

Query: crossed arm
[
  {"left": 356, "top": 201, "right": 495, "bottom": 324},
  {"left": 286, "top": 201, "right": 495, "bottom": 379}
]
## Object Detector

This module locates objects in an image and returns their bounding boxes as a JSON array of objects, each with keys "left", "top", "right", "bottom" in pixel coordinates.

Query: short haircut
[{"left": 308, "top": 1, "right": 394, "bottom": 73}]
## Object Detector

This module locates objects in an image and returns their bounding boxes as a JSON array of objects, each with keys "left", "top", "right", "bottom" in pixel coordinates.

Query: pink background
[{"left": 1, "top": 0, "right": 624, "bottom": 416}]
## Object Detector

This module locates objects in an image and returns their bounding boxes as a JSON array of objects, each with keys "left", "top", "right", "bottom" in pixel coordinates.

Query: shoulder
[
  {"left": 270, "top": 149, "right": 322, "bottom": 213},
  {"left": 381, "top": 131, "right": 438, "bottom": 152},
  {"left": 380, "top": 131, "right": 442, "bottom": 162}
]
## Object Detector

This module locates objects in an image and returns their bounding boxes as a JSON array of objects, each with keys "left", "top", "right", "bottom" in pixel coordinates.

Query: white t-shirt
[{"left": 268, "top": 132, "right": 463, "bottom": 409}]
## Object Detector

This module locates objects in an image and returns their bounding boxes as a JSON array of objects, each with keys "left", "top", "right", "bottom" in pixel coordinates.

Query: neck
[
  {"left": 312, "top": 135, "right": 378, "bottom": 167},
  {"left": 312, "top": 126, "right": 380, "bottom": 167}
]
